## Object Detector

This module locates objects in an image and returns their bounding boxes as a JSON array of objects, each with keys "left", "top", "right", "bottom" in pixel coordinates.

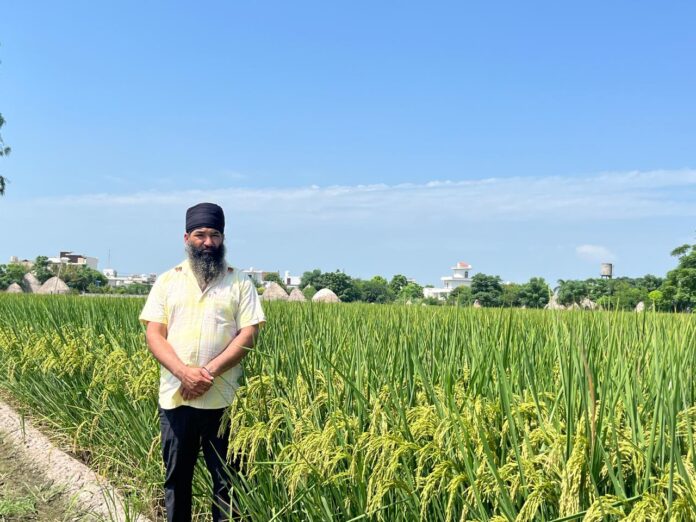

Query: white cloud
[
  {"left": 17, "top": 169, "right": 696, "bottom": 225},
  {"left": 576, "top": 244, "right": 616, "bottom": 263},
  {"left": 1, "top": 169, "right": 689, "bottom": 284}
]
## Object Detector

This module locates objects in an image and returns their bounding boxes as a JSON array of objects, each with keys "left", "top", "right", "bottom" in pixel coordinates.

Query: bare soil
[{"left": 0, "top": 435, "right": 80, "bottom": 521}]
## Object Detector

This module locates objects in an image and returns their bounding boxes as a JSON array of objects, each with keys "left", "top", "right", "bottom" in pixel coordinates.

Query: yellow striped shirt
[{"left": 139, "top": 259, "right": 265, "bottom": 409}]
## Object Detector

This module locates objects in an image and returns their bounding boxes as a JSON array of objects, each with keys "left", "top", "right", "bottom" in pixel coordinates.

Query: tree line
[
  {"left": 3, "top": 242, "right": 695, "bottom": 310},
  {"left": 266, "top": 242, "right": 696, "bottom": 311},
  {"left": 0, "top": 256, "right": 151, "bottom": 295}
]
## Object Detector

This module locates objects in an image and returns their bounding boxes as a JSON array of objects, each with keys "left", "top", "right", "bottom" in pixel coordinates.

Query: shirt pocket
[
  {"left": 209, "top": 288, "right": 239, "bottom": 333},
  {"left": 166, "top": 278, "right": 192, "bottom": 323}
]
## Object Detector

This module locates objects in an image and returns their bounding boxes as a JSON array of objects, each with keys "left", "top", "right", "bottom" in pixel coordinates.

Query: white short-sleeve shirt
[{"left": 139, "top": 259, "right": 265, "bottom": 409}]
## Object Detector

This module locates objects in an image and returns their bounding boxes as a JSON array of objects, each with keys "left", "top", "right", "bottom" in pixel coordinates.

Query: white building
[
  {"left": 8, "top": 256, "right": 34, "bottom": 268},
  {"left": 48, "top": 251, "right": 98, "bottom": 270},
  {"left": 242, "top": 267, "right": 265, "bottom": 285},
  {"left": 442, "top": 261, "right": 472, "bottom": 290},
  {"left": 424, "top": 261, "right": 474, "bottom": 300},
  {"left": 241, "top": 267, "right": 302, "bottom": 289},
  {"left": 284, "top": 271, "right": 301, "bottom": 289},
  {"left": 102, "top": 268, "right": 156, "bottom": 287}
]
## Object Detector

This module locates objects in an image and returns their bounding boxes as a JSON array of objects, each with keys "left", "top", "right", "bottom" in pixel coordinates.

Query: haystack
[
  {"left": 22, "top": 273, "right": 42, "bottom": 293},
  {"left": 288, "top": 288, "right": 307, "bottom": 302},
  {"left": 635, "top": 301, "right": 645, "bottom": 313},
  {"left": 261, "top": 282, "right": 289, "bottom": 301},
  {"left": 6, "top": 283, "right": 23, "bottom": 294},
  {"left": 544, "top": 294, "right": 565, "bottom": 310},
  {"left": 580, "top": 297, "right": 597, "bottom": 310},
  {"left": 38, "top": 277, "right": 70, "bottom": 295},
  {"left": 312, "top": 288, "right": 340, "bottom": 303},
  {"left": 472, "top": 299, "right": 482, "bottom": 308},
  {"left": 567, "top": 302, "right": 581, "bottom": 311}
]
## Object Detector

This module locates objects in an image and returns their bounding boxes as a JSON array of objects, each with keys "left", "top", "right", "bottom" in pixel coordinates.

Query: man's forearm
[
  {"left": 145, "top": 322, "right": 213, "bottom": 398},
  {"left": 205, "top": 325, "right": 259, "bottom": 377},
  {"left": 146, "top": 329, "right": 188, "bottom": 380}
]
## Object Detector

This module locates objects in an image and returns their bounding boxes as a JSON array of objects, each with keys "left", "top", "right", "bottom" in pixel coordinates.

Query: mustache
[{"left": 195, "top": 244, "right": 220, "bottom": 254}]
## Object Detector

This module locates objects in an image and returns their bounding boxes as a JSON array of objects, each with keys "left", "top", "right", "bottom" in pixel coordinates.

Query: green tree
[
  {"left": 302, "top": 285, "right": 317, "bottom": 300},
  {"left": 518, "top": 277, "right": 551, "bottom": 308},
  {"left": 320, "top": 271, "right": 361, "bottom": 302},
  {"left": 0, "top": 263, "right": 27, "bottom": 289},
  {"left": 300, "top": 269, "right": 323, "bottom": 290},
  {"left": 0, "top": 112, "right": 10, "bottom": 196},
  {"left": 584, "top": 278, "right": 611, "bottom": 302},
  {"left": 635, "top": 274, "right": 664, "bottom": 293},
  {"left": 501, "top": 283, "right": 522, "bottom": 308},
  {"left": 32, "top": 256, "right": 54, "bottom": 283},
  {"left": 447, "top": 285, "right": 473, "bottom": 306},
  {"left": 360, "top": 276, "right": 394, "bottom": 303},
  {"left": 389, "top": 274, "right": 409, "bottom": 296},
  {"left": 120, "top": 282, "right": 151, "bottom": 295},
  {"left": 88, "top": 282, "right": 112, "bottom": 294},
  {"left": 661, "top": 243, "right": 696, "bottom": 311},
  {"left": 557, "top": 279, "right": 589, "bottom": 306},
  {"left": 398, "top": 283, "right": 424, "bottom": 301},
  {"left": 61, "top": 266, "right": 108, "bottom": 293},
  {"left": 471, "top": 273, "right": 503, "bottom": 307},
  {"left": 371, "top": 275, "right": 388, "bottom": 285},
  {"left": 648, "top": 289, "right": 664, "bottom": 311},
  {"left": 610, "top": 281, "right": 648, "bottom": 310},
  {"left": 670, "top": 244, "right": 691, "bottom": 260},
  {"left": 263, "top": 272, "right": 288, "bottom": 292}
]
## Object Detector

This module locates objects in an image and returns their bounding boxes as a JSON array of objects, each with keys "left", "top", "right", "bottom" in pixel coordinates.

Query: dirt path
[
  {"left": 0, "top": 435, "right": 80, "bottom": 521},
  {"left": 0, "top": 400, "right": 153, "bottom": 522}
]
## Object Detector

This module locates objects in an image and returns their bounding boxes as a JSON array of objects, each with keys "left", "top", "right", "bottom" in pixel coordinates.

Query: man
[{"left": 140, "top": 202, "right": 265, "bottom": 522}]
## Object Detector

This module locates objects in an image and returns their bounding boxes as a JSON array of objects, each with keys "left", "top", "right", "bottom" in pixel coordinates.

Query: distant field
[{"left": 0, "top": 295, "right": 694, "bottom": 521}]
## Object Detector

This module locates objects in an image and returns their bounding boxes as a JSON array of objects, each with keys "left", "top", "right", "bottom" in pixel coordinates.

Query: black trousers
[{"left": 159, "top": 406, "right": 234, "bottom": 522}]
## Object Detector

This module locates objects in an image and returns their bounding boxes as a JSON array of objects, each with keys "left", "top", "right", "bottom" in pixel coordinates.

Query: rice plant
[{"left": 0, "top": 294, "right": 694, "bottom": 520}]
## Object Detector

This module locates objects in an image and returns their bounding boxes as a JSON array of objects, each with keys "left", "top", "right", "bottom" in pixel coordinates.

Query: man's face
[{"left": 184, "top": 227, "right": 224, "bottom": 254}]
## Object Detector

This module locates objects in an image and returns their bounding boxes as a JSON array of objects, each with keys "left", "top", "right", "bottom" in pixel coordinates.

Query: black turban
[{"left": 185, "top": 202, "right": 225, "bottom": 234}]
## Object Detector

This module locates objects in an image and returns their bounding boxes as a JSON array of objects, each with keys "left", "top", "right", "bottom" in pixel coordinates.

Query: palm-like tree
[{"left": 0, "top": 112, "right": 10, "bottom": 196}]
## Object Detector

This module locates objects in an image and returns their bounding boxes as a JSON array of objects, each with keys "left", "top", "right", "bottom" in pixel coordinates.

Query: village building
[
  {"left": 102, "top": 268, "right": 157, "bottom": 287},
  {"left": 47, "top": 251, "right": 99, "bottom": 270},
  {"left": 423, "top": 261, "right": 474, "bottom": 300},
  {"left": 242, "top": 267, "right": 265, "bottom": 285},
  {"left": 283, "top": 270, "right": 302, "bottom": 289},
  {"left": 241, "top": 267, "right": 301, "bottom": 289},
  {"left": 8, "top": 256, "right": 34, "bottom": 269}
]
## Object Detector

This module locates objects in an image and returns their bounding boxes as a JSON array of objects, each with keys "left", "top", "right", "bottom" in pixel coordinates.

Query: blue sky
[{"left": 1, "top": 1, "right": 694, "bottom": 285}]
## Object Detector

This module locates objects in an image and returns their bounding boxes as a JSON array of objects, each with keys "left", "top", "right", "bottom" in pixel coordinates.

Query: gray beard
[{"left": 186, "top": 242, "right": 227, "bottom": 287}]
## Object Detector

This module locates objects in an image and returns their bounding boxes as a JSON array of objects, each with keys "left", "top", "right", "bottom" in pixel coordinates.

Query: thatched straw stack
[
  {"left": 261, "top": 282, "right": 289, "bottom": 301},
  {"left": 544, "top": 294, "right": 565, "bottom": 310},
  {"left": 312, "top": 288, "right": 340, "bottom": 303},
  {"left": 635, "top": 301, "right": 645, "bottom": 313},
  {"left": 567, "top": 302, "right": 581, "bottom": 311},
  {"left": 580, "top": 297, "right": 597, "bottom": 310},
  {"left": 472, "top": 300, "right": 482, "bottom": 308},
  {"left": 22, "top": 273, "right": 42, "bottom": 293},
  {"left": 288, "top": 288, "right": 307, "bottom": 302},
  {"left": 38, "top": 277, "right": 70, "bottom": 295},
  {"left": 6, "top": 283, "right": 23, "bottom": 294}
]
